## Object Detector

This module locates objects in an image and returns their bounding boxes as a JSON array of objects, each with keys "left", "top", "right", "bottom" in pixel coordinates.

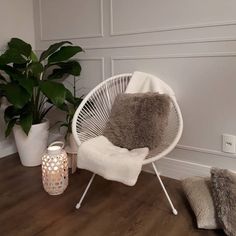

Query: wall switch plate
[{"left": 222, "top": 134, "right": 236, "bottom": 153}]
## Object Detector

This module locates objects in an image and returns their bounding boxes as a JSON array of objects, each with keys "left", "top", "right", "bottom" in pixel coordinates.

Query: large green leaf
[
  {"left": 8, "top": 38, "right": 32, "bottom": 57},
  {"left": 30, "top": 51, "right": 38, "bottom": 62},
  {"left": 48, "top": 46, "right": 83, "bottom": 64},
  {"left": 12, "top": 62, "right": 27, "bottom": 73},
  {"left": 39, "top": 80, "right": 67, "bottom": 107},
  {"left": 47, "top": 68, "right": 68, "bottom": 80},
  {"left": 40, "top": 41, "right": 72, "bottom": 62},
  {"left": 5, "top": 118, "right": 17, "bottom": 137},
  {"left": 4, "top": 105, "right": 20, "bottom": 123},
  {"left": 65, "top": 89, "right": 75, "bottom": 104},
  {"left": 48, "top": 61, "right": 81, "bottom": 79},
  {"left": 0, "top": 64, "right": 24, "bottom": 81},
  {"left": 28, "top": 62, "right": 44, "bottom": 76},
  {"left": 18, "top": 78, "right": 34, "bottom": 96},
  {"left": 20, "top": 111, "right": 33, "bottom": 135},
  {"left": 5, "top": 83, "right": 30, "bottom": 108},
  {"left": 0, "top": 48, "right": 27, "bottom": 64}
]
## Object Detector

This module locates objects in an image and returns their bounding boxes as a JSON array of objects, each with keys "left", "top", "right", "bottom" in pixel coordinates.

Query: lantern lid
[
  {"left": 47, "top": 141, "right": 65, "bottom": 155},
  {"left": 47, "top": 145, "right": 62, "bottom": 155}
]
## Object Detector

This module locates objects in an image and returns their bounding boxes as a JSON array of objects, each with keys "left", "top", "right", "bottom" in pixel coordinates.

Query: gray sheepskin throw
[
  {"left": 211, "top": 168, "right": 236, "bottom": 236},
  {"left": 103, "top": 92, "right": 170, "bottom": 150}
]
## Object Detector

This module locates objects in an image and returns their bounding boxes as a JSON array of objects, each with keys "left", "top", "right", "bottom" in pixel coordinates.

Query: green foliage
[
  {"left": 48, "top": 61, "right": 81, "bottom": 80},
  {"left": 0, "top": 37, "right": 83, "bottom": 136},
  {"left": 39, "top": 41, "right": 71, "bottom": 61},
  {"left": 48, "top": 46, "right": 83, "bottom": 63},
  {"left": 58, "top": 76, "right": 83, "bottom": 138},
  {"left": 39, "top": 80, "right": 67, "bottom": 107}
]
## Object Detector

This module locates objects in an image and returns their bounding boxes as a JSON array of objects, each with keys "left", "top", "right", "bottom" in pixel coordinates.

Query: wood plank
[{"left": 0, "top": 154, "right": 225, "bottom": 236}]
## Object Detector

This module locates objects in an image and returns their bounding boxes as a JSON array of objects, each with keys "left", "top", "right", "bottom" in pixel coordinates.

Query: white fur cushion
[{"left": 182, "top": 176, "right": 220, "bottom": 229}]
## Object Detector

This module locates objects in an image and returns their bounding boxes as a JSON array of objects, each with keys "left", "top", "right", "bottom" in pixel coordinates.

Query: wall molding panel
[
  {"left": 78, "top": 57, "right": 105, "bottom": 81},
  {"left": 84, "top": 36, "right": 236, "bottom": 50},
  {"left": 111, "top": 52, "right": 236, "bottom": 75},
  {"left": 31, "top": 0, "right": 236, "bottom": 178},
  {"left": 110, "top": 0, "right": 236, "bottom": 36},
  {"left": 39, "top": 0, "right": 104, "bottom": 41}
]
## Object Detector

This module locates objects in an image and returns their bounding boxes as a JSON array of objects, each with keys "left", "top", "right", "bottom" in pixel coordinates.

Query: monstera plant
[{"left": 0, "top": 38, "right": 83, "bottom": 166}]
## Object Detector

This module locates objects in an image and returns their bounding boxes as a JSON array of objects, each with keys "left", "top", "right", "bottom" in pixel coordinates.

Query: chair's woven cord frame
[{"left": 72, "top": 73, "right": 183, "bottom": 165}]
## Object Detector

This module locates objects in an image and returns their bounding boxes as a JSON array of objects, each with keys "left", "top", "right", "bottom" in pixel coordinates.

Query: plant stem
[
  {"left": 33, "top": 88, "right": 41, "bottom": 123},
  {"left": 73, "top": 76, "right": 76, "bottom": 111}
]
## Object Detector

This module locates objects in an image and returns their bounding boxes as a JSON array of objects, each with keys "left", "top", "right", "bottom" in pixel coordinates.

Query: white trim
[
  {"left": 0, "top": 140, "right": 17, "bottom": 158},
  {"left": 109, "top": 0, "right": 114, "bottom": 37},
  {"left": 100, "top": 0, "right": 104, "bottom": 38},
  {"left": 79, "top": 57, "right": 105, "bottom": 81},
  {"left": 177, "top": 144, "right": 236, "bottom": 160},
  {"left": 84, "top": 37, "right": 236, "bottom": 50},
  {"left": 143, "top": 157, "right": 211, "bottom": 180},
  {"left": 110, "top": 0, "right": 236, "bottom": 36},
  {"left": 111, "top": 52, "right": 236, "bottom": 75},
  {"left": 39, "top": 0, "right": 104, "bottom": 41}
]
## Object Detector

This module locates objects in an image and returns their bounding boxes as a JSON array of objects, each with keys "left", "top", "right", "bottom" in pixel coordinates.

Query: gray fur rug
[{"left": 211, "top": 168, "right": 236, "bottom": 236}]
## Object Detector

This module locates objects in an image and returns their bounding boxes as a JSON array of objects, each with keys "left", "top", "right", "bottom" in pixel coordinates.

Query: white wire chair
[{"left": 72, "top": 73, "right": 183, "bottom": 215}]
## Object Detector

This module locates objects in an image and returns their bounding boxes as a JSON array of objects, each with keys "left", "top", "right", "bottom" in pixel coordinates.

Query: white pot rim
[{"left": 31, "top": 118, "right": 49, "bottom": 127}]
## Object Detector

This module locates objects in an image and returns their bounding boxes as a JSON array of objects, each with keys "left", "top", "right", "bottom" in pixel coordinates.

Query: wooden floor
[{"left": 0, "top": 154, "right": 224, "bottom": 236}]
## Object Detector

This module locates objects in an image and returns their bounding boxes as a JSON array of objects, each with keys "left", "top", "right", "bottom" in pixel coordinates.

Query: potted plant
[
  {"left": 59, "top": 76, "right": 83, "bottom": 152},
  {"left": 0, "top": 38, "right": 83, "bottom": 166}
]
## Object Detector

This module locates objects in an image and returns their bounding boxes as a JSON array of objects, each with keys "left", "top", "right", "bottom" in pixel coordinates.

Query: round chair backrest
[
  {"left": 72, "top": 74, "right": 132, "bottom": 145},
  {"left": 72, "top": 73, "right": 183, "bottom": 164}
]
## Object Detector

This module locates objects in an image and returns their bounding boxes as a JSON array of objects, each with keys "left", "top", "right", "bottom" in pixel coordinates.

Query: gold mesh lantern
[{"left": 42, "top": 141, "right": 68, "bottom": 195}]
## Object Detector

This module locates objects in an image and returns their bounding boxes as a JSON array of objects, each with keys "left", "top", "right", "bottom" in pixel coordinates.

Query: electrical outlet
[{"left": 222, "top": 134, "right": 236, "bottom": 153}]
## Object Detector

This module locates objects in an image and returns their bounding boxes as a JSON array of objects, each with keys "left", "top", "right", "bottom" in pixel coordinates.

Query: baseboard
[
  {"left": 0, "top": 140, "right": 17, "bottom": 158},
  {"left": 143, "top": 157, "right": 211, "bottom": 180},
  {"left": 143, "top": 143, "right": 236, "bottom": 180},
  {"left": 1, "top": 130, "right": 233, "bottom": 179}
]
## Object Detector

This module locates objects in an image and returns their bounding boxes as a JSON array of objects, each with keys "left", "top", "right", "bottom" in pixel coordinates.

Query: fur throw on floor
[
  {"left": 211, "top": 168, "right": 236, "bottom": 236},
  {"left": 183, "top": 168, "right": 236, "bottom": 235}
]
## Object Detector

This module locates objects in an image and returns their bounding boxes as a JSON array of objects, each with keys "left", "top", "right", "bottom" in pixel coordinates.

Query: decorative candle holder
[{"left": 42, "top": 141, "right": 68, "bottom": 195}]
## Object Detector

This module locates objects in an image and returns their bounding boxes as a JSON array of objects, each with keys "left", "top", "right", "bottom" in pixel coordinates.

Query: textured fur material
[
  {"left": 211, "top": 168, "right": 236, "bottom": 236},
  {"left": 182, "top": 177, "right": 220, "bottom": 229},
  {"left": 78, "top": 136, "right": 149, "bottom": 186},
  {"left": 103, "top": 92, "right": 170, "bottom": 150}
]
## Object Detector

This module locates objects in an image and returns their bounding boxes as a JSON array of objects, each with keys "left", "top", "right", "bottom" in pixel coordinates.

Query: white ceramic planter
[{"left": 13, "top": 119, "right": 49, "bottom": 167}]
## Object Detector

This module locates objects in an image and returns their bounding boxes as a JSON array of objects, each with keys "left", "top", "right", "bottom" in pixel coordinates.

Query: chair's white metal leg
[
  {"left": 152, "top": 162, "right": 178, "bottom": 215},
  {"left": 75, "top": 173, "right": 96, "bottom": 209}
]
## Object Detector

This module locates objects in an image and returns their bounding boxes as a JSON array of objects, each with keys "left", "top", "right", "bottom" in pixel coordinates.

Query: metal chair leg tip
[
  {"left": 172, "top": 209, "right": 178, "bottom": 215},
  {"left": 75, "top": 204, "right": 81, "bottom": 209}
]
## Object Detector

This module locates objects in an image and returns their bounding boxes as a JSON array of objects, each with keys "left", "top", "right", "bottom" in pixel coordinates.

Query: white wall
[
  {"left": 33, "top": 0, "right": 236, "bottom": 177},
  {"left": 0, "top": 0, "right": 35, "bottom": 49},
  {"left": 0, "top": 0, "right": 35, "bottom": 157}
]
